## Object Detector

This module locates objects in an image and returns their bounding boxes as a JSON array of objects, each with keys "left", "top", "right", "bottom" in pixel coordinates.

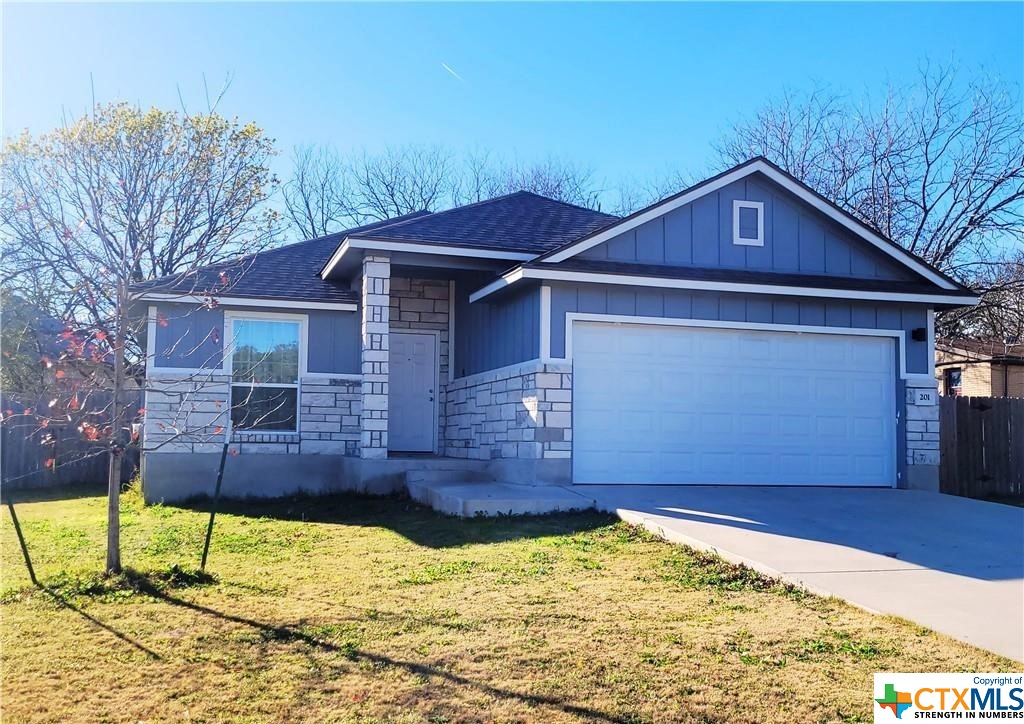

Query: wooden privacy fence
[
  {"left": 940, "top": 396, "right": 1024, "bottom": 500},
  {"left": 0, "top": 390, "right": 141, "bottom": 493}
]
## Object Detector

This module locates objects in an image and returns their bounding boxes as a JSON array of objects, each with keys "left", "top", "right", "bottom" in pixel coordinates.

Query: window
[
  {"left": 230, "top": 318, "right": 301, "bottom": 431},
  {"left": 733, "top": 200, "right": 764, "bottom": 246},
  {"left": 943, "top": 368, "right": 963, "bottom": 396}
]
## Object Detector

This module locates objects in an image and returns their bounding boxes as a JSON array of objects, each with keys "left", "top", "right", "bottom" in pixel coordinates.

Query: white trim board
[
  {"left": 469, "top": 266, "right": 978, "bottom": 306},
  {"left": 321, "top": 237, "right": 535, "bottom": 279},
  {"left": 556, "top": 312, "right": 925, "bottom": 381},
  {"left": 539, "top": 159, "right": 960, "bottom": 291},
  {"left": 539, "top": 285, "right": 552, "bottom": 361},
  {"left": 732, "top": 200, "right": 764, "bottom": 246},
  {"left": 137, "top": 292, "right": 357, "bottom": 312}
]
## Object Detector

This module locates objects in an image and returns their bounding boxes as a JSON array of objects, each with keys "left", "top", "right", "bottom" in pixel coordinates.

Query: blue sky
[{"left": 4, "top": 2, "right": 1022, "bottom": 204}]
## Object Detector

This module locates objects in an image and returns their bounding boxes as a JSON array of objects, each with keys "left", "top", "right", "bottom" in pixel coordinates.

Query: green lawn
[{"left": 1, "top": 486, "right": 1014, "bottom": 723}]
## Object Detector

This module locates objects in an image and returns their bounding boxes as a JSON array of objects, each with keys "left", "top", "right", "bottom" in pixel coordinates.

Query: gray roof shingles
[
  {"left": 347, "top": 191, "right": 618, "bottom": 254},
  {"left": 131, "top": 213, "right": 429, "bottom": 304}
]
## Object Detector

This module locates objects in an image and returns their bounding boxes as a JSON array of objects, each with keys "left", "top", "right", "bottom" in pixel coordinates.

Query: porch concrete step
[
  {"left": 404, "top": 468, "right": 491, "bottom": 484},
  {"left": 390, "top": 456, "right": 490, "bottom": 472},
  {"left": 406, "top": 480, "right": 596, "bottom": 518}
]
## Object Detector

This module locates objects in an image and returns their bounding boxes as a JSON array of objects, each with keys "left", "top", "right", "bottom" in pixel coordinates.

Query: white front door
[
  {"left": 573, "top": 322, "right": 897, "bottom": 486},
  {"left": 389, "top": 332, "right": 438, "bottom": 452}
]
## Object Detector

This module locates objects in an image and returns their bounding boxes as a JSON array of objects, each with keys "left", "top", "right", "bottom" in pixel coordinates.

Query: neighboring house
[
  {"left": 936, "top": 339, "right": 1024, "bottom": 398},
  {"left": 132, "top": 157, "right": 977, "bottom": 504}
]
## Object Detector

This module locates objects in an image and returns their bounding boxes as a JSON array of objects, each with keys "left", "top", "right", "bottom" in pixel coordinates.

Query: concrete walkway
[{"left": 579, "top": 486, "right": 1024, "bottom": 662}]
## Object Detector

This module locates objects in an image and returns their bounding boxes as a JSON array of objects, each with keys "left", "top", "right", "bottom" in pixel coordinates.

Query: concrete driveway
[{"left": 580, "top": 486, "right": 1024, "bottom": 662}]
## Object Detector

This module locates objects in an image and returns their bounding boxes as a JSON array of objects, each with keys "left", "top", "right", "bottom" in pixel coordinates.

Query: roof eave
[
  {"left": 320, "top": 236, "right": 538, "bottom": 279},
  {"left": 469, "top": 265, "right": 980, "bottom": 307}
]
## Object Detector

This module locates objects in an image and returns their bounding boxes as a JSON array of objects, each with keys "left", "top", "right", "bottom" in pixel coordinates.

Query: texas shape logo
[{"left": 876, "top": 683, "right": 913, "bottom": 719}]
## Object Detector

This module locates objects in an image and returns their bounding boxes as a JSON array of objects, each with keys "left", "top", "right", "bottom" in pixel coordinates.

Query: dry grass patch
[{"left": 1, "top": 487, "right": 1014, "bottom": 723}]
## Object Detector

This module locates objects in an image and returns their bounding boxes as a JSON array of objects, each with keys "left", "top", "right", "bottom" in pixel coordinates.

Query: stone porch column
[{"left": 360, "top": 254, "right": 390, "bottom": 459}]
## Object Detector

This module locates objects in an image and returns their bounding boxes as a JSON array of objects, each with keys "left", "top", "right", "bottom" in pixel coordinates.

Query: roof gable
[
  {"left": 538, "top": 157, "right": 964, "bottom": 292},
  {"left": 574, "top": 172, "right": 920, "bottom": 283},
  {"left": 347, "top": 191, "right": 617, "bottom": 255}
]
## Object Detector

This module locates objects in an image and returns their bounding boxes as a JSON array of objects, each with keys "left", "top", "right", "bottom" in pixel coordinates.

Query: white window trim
[
  {"left": 733, "top": 200, "right": 764, "bottom": 246},
  {"left": 225, "top": 310, "right": 308, "bottom": 435}
]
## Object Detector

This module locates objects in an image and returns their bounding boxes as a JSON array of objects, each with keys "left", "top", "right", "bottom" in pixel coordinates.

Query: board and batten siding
[
  {"left": 548, "top": 283, "right": 931, "bottom": 374},
  {"left": 151, "top": 302, "right": 359, "bottom": 375},
  {"left": 152, "top": 303, "right": 224, "bottom": 369},
  {"left": 580, "top": 173, "right": 916, "bottom": 281},
  {"left": 453, "top": 277, "right": 540, "bottom": 378},
  {"left": 306, "top": 310, "right": 360, "bottom": 375}
]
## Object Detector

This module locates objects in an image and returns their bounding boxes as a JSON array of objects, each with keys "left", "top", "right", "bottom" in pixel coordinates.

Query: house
[
  {"left": 132, "top": 157, "right": 978, "bottom": 506},
  {"left": 936, "top": 339, "right": 1024, "bottom": 397}
]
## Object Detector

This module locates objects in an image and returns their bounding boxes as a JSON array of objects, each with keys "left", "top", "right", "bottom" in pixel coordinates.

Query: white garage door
[{"left": 572, "top": 322, "right": 896, "bottom": 486}]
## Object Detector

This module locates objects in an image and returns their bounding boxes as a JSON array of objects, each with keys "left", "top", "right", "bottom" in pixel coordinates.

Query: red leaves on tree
[
  {"left": 213, "top": 425, "right": 224, "bottom": 435},
  {"left": 95, "top": 330, "right": 108, "bottom": 342},
  {"left": 44, "top": 458, "right": 56, "bottom": 471},
  {"left": 218, "top": 271, "right": 230, "bottom": 287},
  {"left": 55, "top": 369, "right": 66, "bottom": 380},
  {"left": 79, "top": 422, "right": 101, "bottom": 441},
  {"left": 68, "top": 395, "right": 80, "bottom": 411},
  {"left": 204, "top": 297, "right": 220, "bottom": 309},
  {"left": 157, "top": 313, "right": 169, "bottom": 328},
  {"left": 229, "top": 448, "right": 240, "bottom": 457}
]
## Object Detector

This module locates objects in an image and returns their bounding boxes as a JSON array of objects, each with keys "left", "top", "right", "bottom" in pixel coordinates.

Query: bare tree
[
  {"left": 453, "top": 151, "right": 603, "bottom": 210},
  {"left": 282, "top": 145, "right": 351, "bottom": 239},
  {"left": 715, "top": 64, "right": 1024, "bottom": 338},
  {"left": 0, "top": 103, "right": 279, "bottom": 573},
  {"left": 282, "top": 146, "right": 607, "bottom": 238}
]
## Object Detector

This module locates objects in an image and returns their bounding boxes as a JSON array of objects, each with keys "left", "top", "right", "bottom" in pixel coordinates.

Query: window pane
[
  {"left": 738, "top": 206, "right": 760, "bottom": 239},
  {"left": 232, "top": 320, "right": 299, "bottom": 383},
  {"left": 231, "top": 386, "right": 298, "bottom": 431}
]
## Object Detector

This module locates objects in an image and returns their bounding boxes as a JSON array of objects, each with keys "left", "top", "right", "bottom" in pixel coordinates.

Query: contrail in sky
[{"left": 441, "top": 63, "right": 465, "bottom": 82}]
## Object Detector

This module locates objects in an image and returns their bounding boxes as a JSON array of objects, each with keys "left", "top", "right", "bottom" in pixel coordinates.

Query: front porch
[{"left": 355, "top": 253, "right": 573, "bottom": 482}]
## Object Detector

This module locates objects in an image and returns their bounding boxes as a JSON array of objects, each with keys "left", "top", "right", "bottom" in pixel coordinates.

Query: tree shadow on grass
[
  {"left": 1, "top": 481, "right": 108, "bottom": 505},
  {"left": 175, "top": 492, "right": 617, "bottom": 549},
  {"left": 124, "top": 574, "right": 660, "bottom": 724},
  {"left": 39, "top": 585, "right": 163, "bottom": 660}
]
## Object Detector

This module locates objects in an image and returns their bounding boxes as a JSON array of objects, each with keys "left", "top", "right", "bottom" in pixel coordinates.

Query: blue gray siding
[
  {"left": 580, "top": 173, "right": 915, "bottom": 281},
  {"left": 548, "top": 283, "right": 930, "bottom": 373},
  {"left": 152, "top": 303, "right": 359, "bottom": 375},
  {"left": 307, "top": 310, "right": 360, "bottom": 374},
  {"left": 153, "top": 303, "right": 224, "bottom": 369},
  {"left": 454, "top": 277, "right": 539, "bottom": 377}
]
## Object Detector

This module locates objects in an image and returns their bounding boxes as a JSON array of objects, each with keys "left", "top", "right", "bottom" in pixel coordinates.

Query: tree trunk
[{"left": 105, "top": 280, "right": 127, "bottom": 575}]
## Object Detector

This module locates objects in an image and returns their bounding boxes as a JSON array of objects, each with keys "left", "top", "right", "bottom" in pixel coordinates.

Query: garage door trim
[
  {"left": 562, "top": 312, "right": 912, "bottom": 378},
  {"left": 569, "top": 316, "right": 900, "bottom": 487}
]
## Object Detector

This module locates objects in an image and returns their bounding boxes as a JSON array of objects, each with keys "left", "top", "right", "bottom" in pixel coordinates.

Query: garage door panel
[{"left": 573, "top": 322, "right": 896, "bottom": 486}]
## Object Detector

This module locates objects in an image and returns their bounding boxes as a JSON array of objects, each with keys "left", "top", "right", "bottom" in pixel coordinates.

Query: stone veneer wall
[
  {"left": 360, "top": 254, "right": 390, "bottom": 458},
  {"left": 443, "top": 360, "right": 573, "bottom": 460},
  {"left": 904, "top": 379, "right": 940, "bottom": 468},
  {"left": 389, "top": 277, "right": 450, "bottom": 452},
  {"left": 143, "top": 373, "right": 361, "bottom": 456}
]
